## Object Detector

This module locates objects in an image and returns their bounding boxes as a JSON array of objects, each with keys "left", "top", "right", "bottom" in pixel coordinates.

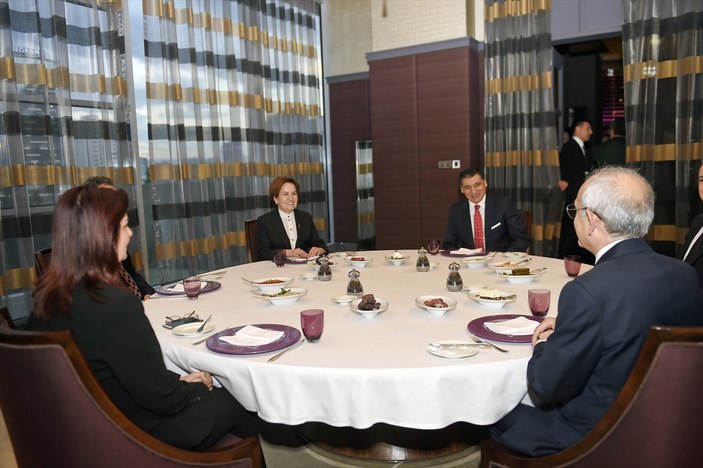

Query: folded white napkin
[
  {"left": 219, "top": 325, "right": 284, "bottom": 346},
  {"left": 450, "top": 248, "right": 483, "bottom": 256},
  {"left": 167, "top": 281, "right": 207, "bottom": 292},
  {"left": 484, "top": 317, "right": 539, "bottom": 336}
]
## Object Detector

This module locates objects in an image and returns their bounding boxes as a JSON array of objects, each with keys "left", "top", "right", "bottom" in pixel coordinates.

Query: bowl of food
[
  {"left": 350, "top": 294, "right": 388, "bottom": 320},
  {"left": 463, "top": 257, "right": 487, "bottom": 269},
  {"left": 245, "top": 277, "right": 294, "bottom": 292},
  {"left": 467, "top": 288, "right": 516, "bottom": 309},
  {"left": 251, "top": 287, "right": 307, "bottom": 305},
  {"left": 384, "top": 250, "right": 408, "bottom": 266},
  {"left": 415, "top": 295, "right": 457, "bottom": 317},
  {"left": 497, "top": 268, "right": 544, "bottom": 284},
  {"left": 488, "top": 259, "right": 531, "bottom": 273},
  {"left": 345, "top": 255, "right": 373, "bottom": 268}
]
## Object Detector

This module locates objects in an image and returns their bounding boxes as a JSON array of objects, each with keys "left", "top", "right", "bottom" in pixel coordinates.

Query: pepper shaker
[
  {"left": 317, "top": 255, "right": 332, "bottom": 281},
  {"left": 416, "top": 246, "right": 430, "bottom": 272},
  {"left": 346, "top": 268, "right": 363, "bottom": 297},
  {"left": 446, "top": 261, "right": 463, "bottom": 291}
]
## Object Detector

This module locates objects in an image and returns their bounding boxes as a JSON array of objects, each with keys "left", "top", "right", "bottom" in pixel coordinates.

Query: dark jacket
[
  {"left": 255, "top": 208, "right": 328, "bottom": 261},
  {"left": 442, "top": 194, "right": 530, "bottom": 252}
]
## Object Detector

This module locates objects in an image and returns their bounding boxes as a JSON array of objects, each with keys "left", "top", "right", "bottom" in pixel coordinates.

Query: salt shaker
[
  {"left": 317, "top": 255, "right": 332, "bottom": 281},
  {"left": 416, "top": 246, "right": 430, "bottom": 272},
  {"left": 446, "top": 261, "right": 463, "bottom": 292},
  {"left": 346, "top": 268, "right": 363, "bottom": 297}
]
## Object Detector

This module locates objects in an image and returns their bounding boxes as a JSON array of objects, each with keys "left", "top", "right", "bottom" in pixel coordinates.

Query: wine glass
[
  {"left": 427, "top": 239, "right": 441, "bottom": 255},
  {"left": 528, "top": 289, "right": 550, "bottom": 317},
  {"left": 300, "top": 309, "right": 324, "bottom": 343},
  {"left": 183, "top": 276, "right": 202, "bottom": 300},
  {"left": 564, "top": 255, "right": 581, "bottom": 278}
]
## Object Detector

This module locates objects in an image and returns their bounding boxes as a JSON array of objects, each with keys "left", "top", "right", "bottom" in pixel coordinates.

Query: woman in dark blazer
[
  {"left": 256, "top": 176, "right": 327, "bottom": 261},
  {"left": 30, "top": 185, "right": 258, "bottom": 450}
]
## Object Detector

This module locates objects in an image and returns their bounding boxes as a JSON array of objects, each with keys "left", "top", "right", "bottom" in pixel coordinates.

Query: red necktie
[{"left": 473, "top": 205, "right": 484, "bottom": 252}]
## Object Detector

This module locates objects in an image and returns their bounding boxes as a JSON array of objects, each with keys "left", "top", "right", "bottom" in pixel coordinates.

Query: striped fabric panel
[
  {"left": 484, "top": 0, "right": 561, "bottom": 257},
  {"left": 0, "top": 1, "right": 144, "bottom": 312},
  {"left": 143, "top": 0, "right": 325, "bottom": 278},
  {"left": 623, "top": 1, "right": 703, "bottom": 257}
]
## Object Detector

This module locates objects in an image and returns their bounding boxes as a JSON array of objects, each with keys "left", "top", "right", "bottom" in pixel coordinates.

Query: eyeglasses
[{"left": 565, "top": 204, "right": 588, "bottom": 220}]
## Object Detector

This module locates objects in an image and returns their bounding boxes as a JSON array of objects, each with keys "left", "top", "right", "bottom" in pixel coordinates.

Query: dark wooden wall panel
[
  {"left": 329, "top": 78, "right": 371, "bottom": 244},
  {"left": 370, "top": 56, "right": 421, "bottom": 249},
  {"left": 368, "top": 44, "right": 484, "bottom": 249}
]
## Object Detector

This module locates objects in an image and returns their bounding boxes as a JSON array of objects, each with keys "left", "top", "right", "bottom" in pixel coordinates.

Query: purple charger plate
[
  {"left": 206, "top": 324, "right": 301, "bottom": 355},
  {"left": 155, "top": 281, "right": 222, "bottom": 296},
  {"left": 467, "top": 314, "right": 544, "bottom": 343}
]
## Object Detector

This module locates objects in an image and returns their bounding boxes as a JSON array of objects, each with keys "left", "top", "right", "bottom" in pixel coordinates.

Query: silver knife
[
  {"left": 195, "top": 314, "right": 212, "bottom": 334},
  {"left": 267, "top": 339, "right": 305, "bottom": 363}
]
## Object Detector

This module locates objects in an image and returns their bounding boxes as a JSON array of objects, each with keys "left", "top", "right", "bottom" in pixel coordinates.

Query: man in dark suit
[
  {"left": 558, "top": 118, "right": 594, "bottom": 263},
  {"left": 490, "top": 166, "right": 703, "bottom": 456},
  {"left": 442, "top": 168, "right": 530, "bottom": 252},
  {"left": 593, "top": 118, "right": 626, "bottom": 168},
  {"left": 682, "top": 162, "right": 703, "bottom": 287}
]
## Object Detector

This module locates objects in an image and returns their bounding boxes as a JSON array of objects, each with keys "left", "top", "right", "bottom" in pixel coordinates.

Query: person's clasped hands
[{"left": 180, "top": 371, "right": 214, "bottom": 391}]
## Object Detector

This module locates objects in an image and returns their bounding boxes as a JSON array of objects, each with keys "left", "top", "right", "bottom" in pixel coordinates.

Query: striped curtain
[
  {"left": 484, "top": 0, "right": 561, "bottom": 257},
  {"left": 623, "top": 0, "right": 703, "bottom": 257},
  {"left": 0, "top": 0, "right": 140, "bottom": 320},
  {"left": 143, "top": 0, "right": 326, "bottom": 282}
]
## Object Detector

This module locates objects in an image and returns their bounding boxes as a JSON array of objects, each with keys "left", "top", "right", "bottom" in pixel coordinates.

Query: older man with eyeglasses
[{"left": 489, "top": 166, "right": 703, "bottom": 456}]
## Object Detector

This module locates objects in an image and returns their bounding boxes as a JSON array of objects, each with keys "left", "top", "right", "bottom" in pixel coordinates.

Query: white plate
[
  {"left": 502, "top": 251, "right": 528, "bottom": 259},
  {"left": 463, "top": 283, "right": 486, "bottom": 293},
  {"left": 345, "top": 256, "right": 373, "bottom": 268},
  {"left": 245, "top": 277, "right": 294, "bottom": 292},
  {"left": 429, "top": 262, "right": 439, "bottom": 270},
  {"left": 415, "top": 295, "right": 457, "bottom": 317},
  {"left": 497, "top": 271, "right": 543, "bottom": 284},
  {"left": 350, "top": 297, "right": 389, "bottom": 320},
  {"left": 467, "top": 291, "right": 516, "bottom": 309},
  {"left": 172, "top": 321, "right": 216, "bottom": 336},
  {"left": 299, "top": 273, "right": 317, "bottom": 281},
  {"left": 251, "top": 287, "right": 307, "bottom": 305},
  {"left": 331, "top": 295, "right": 356, "bottom": 305},
  {"left": 427, "top": 341, "right": 479, "bottom": 359}
]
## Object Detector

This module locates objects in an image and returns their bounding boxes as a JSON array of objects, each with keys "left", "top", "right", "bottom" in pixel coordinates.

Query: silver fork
[{"left": 469, "top": 333, "right": 509, "bottom": 353}]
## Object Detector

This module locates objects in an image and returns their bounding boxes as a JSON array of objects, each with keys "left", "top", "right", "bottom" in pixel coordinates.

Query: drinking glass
[
  {"left": 274, "top": 250, "right": 286, "bottom": 267},
  {"left": 564, "top": 255, "right": 582, "bottom": 278},
  {"left": 427, "top": 239, "right": 441, "bottom": 255},
  {"left": 528, "top": 289, "right": 550, "bottom": 317},
  {"left": 183, "top": 276, "right": 202, "bottom": 300},
  {"left": 300, "top": 309, "right": 324, "bottom": 343}
]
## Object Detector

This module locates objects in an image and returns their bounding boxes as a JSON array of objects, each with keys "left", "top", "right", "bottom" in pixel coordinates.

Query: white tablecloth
[{"left": 145, "top": 250, "right": 587, "bottom": 429}]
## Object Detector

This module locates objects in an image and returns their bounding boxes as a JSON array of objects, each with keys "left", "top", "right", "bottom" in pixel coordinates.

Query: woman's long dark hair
[{"left": 33, "top": 185, "right": 130, "bottom": 319}]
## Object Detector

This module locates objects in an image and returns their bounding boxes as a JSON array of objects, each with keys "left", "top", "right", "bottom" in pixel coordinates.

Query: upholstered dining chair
[
  {"left": 0, "top": 306, "right": 14, "bottom": 329},
  {"left": 244, "top": 220, "right": 259, "bottom": 262},
  {"left": 33, "top": 247, "right": 52, "bottom": 277},
  {"left": 0, "top": 328, "right": 262, "bottom": 468},
  {"left": 480, "top": 325, "right": 703, "bottom": 467}
]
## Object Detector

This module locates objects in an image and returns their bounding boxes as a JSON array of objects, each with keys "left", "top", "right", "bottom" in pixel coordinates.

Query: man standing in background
[
  {"left": 558, "top": 118, "right": 594, "bottom": 263},
  {"left": 682, "top": 162, "right": 703, "bottom": 287},
  {"left": 593, "top": 118, "right": 626, "bottom": 168}
]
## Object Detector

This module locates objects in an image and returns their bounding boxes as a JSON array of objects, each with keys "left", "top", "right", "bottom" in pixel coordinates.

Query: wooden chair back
[
  {"left": 480, "top": 326, "right": 703, "bottom": 467},
  {"left": 0, "top": 327, "right": 261, "bottom": 468},
  {"left": 34, "top": 247, "right": 52, "bottom": 277},
  {"left": 0, "top": 306, "right": 14, "bottom": 329},
  {"left": 245, "top": 220, "right": 259, "bottom": 262}
]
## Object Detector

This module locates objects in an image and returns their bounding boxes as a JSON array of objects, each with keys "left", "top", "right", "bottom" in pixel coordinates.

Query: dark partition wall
[
  {"left": 328, "top": 74, "right": 372, "bottom": 245},
  {"left": 327, "top": 38, "right": 484, "bottom": 250},
  {"left": 369, "top": 38, "right": 484, "bottom": 249}
]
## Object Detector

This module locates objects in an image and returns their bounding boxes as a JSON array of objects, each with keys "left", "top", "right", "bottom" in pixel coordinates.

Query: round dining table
[{"left": 145, "top": 250, "right": 588, "bottom": 433}]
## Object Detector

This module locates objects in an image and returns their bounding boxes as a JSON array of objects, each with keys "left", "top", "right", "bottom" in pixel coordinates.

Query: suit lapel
[{"left": 463, "top": 201, "right": 475, "bottom": 249}]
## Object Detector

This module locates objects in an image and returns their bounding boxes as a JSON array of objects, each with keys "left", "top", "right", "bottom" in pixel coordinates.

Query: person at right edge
[
  {"left": 558, "top": 118, "right": 594, "bottom": 263},
  {"left": 682, "top": 161, "right": 703, "bottom": 287},
  {"left": 489, "top": 166, "right": 703, "bottom": 456}
]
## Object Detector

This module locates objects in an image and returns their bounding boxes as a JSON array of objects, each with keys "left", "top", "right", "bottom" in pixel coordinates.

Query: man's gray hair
[{"left": 581, "top": 166, "right": 654, "bottom": 239}]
